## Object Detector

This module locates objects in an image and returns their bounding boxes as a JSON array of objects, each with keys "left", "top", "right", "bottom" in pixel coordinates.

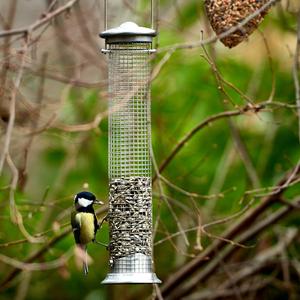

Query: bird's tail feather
[
  {"left": 83, "top": 246, "right": 88, "bottom": 276},
  {"left": 78, "top": 244, "right": 89, "bottom": 276}
]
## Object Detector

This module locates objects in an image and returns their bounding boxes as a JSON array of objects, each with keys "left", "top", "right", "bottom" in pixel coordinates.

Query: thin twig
[
  {"left": 0, "top": 40, "right": 28, "bottom": 174},
  {"left": 154, "top": 104, "right": 264, "bottom": 180},
  {"left": 201, "top": 44, "right": 261, "bottom": 188},
  {"left": 6, "top": 154, "right": 44, "bottom": 244},
  {"left": 258, "top": 30, "right": 276, "bottom": 102},
  {"left": 293, "top": 10, "right": 300, "bottom": 143},
  {"left": 151, "top": 146, "right": 190, "bottom": 247},
  {"left": 154, "top": 199, "right": 254, "bottom": 248},
  {"left": 151, "top": 49, "right": 175, "bottom": 81},
  {"left": 0, "top": 0, "right": 79, "bottom": 38}
]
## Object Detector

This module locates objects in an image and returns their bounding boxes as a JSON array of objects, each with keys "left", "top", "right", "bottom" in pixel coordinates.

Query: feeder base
[
  {"left": 102, "top": 253, "right": 161, "bottom": 284},
  {"left": 101, "top": 272, "right": 161, "bottom": 284}
]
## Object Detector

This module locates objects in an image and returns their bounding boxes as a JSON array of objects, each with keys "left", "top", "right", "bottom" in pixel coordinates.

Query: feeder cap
[{"left": 100, "top": 22, "right": 156, "bottom": 43}]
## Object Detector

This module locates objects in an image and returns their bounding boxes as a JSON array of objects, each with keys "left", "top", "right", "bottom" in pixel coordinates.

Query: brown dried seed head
[{"left": 205, "top": 0, "right": 271, "bottom": 48}]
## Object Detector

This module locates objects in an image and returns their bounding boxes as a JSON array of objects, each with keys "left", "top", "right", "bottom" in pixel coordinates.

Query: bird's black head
[{"left": 74, "top": 191, "right": 103, "bottom": 211}]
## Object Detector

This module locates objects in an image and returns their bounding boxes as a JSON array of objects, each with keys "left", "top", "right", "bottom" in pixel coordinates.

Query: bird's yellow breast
[{"left": 75, "top": 213, "right": 95, "bottom": 245}]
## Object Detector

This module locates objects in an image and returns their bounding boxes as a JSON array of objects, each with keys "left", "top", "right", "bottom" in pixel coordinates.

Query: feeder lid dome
[{"left": 100, "top": 22, "right": 156, "bottom": 43}]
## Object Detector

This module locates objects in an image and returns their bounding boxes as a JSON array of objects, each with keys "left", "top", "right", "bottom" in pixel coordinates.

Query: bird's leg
[
  {"left": 93, "top": 215, "right": 109, "bottom": 249},
  {"left": 98, "top": 214, "right": 108, "bottom": 229},
  {"left": 93, "top": 240, "right": 109, "bottom": 248},
  {"left": 83, "top": 246, "right": 88, "bottom": 276}
]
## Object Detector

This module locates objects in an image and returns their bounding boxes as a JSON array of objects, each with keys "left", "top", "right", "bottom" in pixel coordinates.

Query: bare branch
[
  {"left": 159, "top": 164, "right": 300, "bottom": 298},
  {"left": 0, "top": 41, "right": 28, "bottom": 174},
  {"left": 0, "top": 247, "right": 73, "bottom": 271},
  {"left": 165, "top": 196, "right": 300, "bottom": 299}
]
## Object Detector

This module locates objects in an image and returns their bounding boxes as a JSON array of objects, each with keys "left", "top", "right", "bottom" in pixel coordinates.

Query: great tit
[{"left": 71, "top": 191, "right": 103, "bottom": 275}]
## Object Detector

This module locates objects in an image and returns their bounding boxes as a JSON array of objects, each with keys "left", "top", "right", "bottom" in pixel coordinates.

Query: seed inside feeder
[{"left": 108, "top": 176, "right": 152, "bottom": 262}]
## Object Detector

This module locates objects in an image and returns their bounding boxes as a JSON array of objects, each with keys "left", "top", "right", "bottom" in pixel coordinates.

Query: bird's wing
[
  {"left": 71, "top": 211, "right": 81, "bottom": 244},
  {"left": 93, "top": 212, "right": 99, "bottom": 237}
]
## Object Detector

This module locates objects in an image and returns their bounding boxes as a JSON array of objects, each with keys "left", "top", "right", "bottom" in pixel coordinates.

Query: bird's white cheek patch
[{"left": 78, "top": 198, "right": 93, "bottom": 207}]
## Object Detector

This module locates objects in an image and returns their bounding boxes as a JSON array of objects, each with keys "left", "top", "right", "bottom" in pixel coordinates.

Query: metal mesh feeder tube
[{"left": 100, "top": 22, "right": 160, "bottom": 284}]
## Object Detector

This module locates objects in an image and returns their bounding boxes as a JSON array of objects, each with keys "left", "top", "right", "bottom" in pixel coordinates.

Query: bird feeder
[{"left": 100, "top": 21, "right": 161, "bottom": 284}]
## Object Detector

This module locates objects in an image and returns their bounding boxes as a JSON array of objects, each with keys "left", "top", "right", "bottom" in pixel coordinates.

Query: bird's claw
[{"left": 93, "top": 239, "right": 109, "bottom": 250}]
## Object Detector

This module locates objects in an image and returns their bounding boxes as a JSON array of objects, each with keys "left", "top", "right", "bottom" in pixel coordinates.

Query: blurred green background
[{"left": 0, "top": 0, "right": 299, "bottom": 299}]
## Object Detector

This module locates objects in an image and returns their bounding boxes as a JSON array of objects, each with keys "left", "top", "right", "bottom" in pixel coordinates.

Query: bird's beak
[{"left": 94, "top": 200, "right": 104, "bottom": 205}]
